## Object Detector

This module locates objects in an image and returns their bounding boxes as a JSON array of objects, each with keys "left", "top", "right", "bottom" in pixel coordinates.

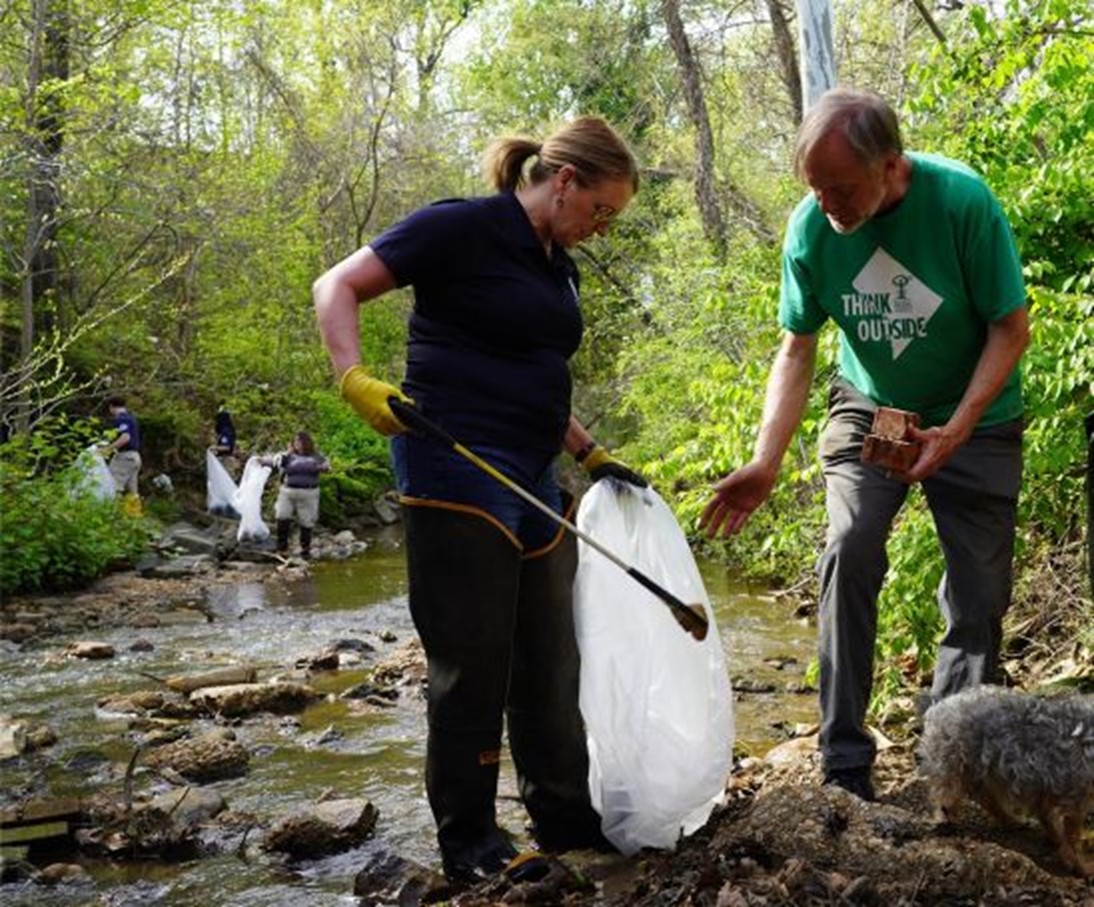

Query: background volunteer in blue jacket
[
  {"left": 313, "top": 116, "right": 645, "bottom": 884},
  {"left": 102, "top": 395, "right": 142, "bottom": 497},
  {"left": 261, "top": 431, "right": 330, "bottom": 560}
]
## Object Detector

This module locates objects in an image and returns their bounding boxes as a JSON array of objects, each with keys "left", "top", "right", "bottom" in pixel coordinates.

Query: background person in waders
[
  {"left": 102, "top": 395, "right": 143, "bottom": 515},
  {"left": 701, "top": 88, "right": 1029, "bottom": 803},
  {"left": 314, "top": 116, "right": 646, "bottom": 885},
  {"left": 260, "top": 431, "right": 330, "bottom": 560}
]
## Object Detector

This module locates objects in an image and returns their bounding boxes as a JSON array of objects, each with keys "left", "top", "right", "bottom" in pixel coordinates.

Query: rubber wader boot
[
  {"left": 299, "top": 526, "right": 313, "bottom": 560},
  {"left": 508, "top": 519, "right": 611, "bottom": 853},
  {"left": 276, "top": 519, "right": 291, "bottom": 556},
  {"left": 403, "top": 502, "right": 523, "bottom": 883}
]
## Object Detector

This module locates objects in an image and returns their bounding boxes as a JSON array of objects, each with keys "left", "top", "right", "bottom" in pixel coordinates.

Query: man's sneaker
[{"left": 823, "top": 766, "right": 876, "bottom": 802}]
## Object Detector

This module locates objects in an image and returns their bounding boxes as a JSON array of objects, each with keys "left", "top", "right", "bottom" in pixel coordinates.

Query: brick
[
  {"left": 861, "top": 435, "right": 921, "bottom": 472},
  {"left": 871, "top": 407, "right": 920, "bottom": 440}
]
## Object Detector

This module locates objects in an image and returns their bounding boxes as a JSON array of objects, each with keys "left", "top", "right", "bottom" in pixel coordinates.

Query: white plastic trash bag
[
  {"left": 574, "top": 483, "right": 734, "bottom": 856},
  {"left": 233, "top": 456, "right": 272, "bottom": 542},
  {"left": 206, "top": 449, "right": 240, "bottom": 518},
  {"left": 73, "top": 445, "right": 116, "bottom": 501}
]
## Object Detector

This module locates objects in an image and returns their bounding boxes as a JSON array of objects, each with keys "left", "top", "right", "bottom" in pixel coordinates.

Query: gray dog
[{"left": 919, "top": 685, "right": 1093, "bottom": 877}]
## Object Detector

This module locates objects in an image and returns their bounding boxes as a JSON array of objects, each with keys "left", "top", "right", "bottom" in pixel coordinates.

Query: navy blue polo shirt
[
  {"left": 113, "top": 410, "right": 141, "bottom": 452},
  {"left": 370, "top": 192, "right": 582, "bottom": 456}
]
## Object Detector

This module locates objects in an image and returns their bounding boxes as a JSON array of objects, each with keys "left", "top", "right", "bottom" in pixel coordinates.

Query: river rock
[
  {"left": 0, "top": 623, "right": 36, "bottom": 643},
  {"left": 143, "top": 554, "right": 217, "bottom": 579},
  {"left": 0, "top": 715, "right": 28, "bottom": 758},
  {"left": 165, "top": 665, "right": 258, "bottom": 694},
  {"left": 353, "top": 851, "right": 445, "bottom": 905},
  {"left": 372, "top": 495, "right": 400, "bottom": 525},
  {"left": 264, "top": 798, "right": 378, "bottom": 858},
  {"left": 64, "top": 640, "right": 115, "bottom": 659},
  {"left": 158, "top": 524, "right": 224, "bottom": 557},
  {"left": 143, "top": 732, "right": 249, "bottom": 781},
  {"left": 294, "top": 648, "right": 340, "bottom": 671},
  {"left": 190, "top": 682, "right": 319, "bottom": 717},
  {"left": 37, "top": 863, "right": 92, "bottom": 885},
  {"left": 146, "top": 787, "right": 226, "bottom": 828},
  {"left": 97, "top": 690, "right": 197, "bottom": 720}
]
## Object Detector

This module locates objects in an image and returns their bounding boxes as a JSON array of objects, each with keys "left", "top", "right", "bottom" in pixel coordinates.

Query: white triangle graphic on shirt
[{"left": 852, "top": 247, "right": 944, "bottom": 359}]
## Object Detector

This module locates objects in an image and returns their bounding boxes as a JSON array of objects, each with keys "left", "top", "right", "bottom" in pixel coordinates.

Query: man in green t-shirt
[{"left": 700, "top": 88, "right": 1029, "bottom": 802}]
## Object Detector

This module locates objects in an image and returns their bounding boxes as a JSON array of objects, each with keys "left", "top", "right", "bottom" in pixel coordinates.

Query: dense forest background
[{"left": 2, "top": 0, "right": 1091, "bottom": 696}]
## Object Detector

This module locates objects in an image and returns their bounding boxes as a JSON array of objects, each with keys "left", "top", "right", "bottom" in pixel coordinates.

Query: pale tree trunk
[
  {"left": 796, "top": 0, "right": 836, "bottom": 111},
  {"left": 766, "top": 0, "right": 803, "bottom": 125},
  {"left": 17, "top": 0, "right": 67, "bottom": 433},
  {"left": 661, "top": 0, "right": 727, "bottom": 260}
]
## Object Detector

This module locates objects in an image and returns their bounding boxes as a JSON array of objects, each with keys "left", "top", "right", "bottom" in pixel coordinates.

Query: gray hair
[{"left": 793, "top": 87, "right": 903, "bottom": 179}]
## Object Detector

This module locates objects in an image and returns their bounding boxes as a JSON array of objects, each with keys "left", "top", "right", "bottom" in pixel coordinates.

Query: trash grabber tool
[{"left": 389, "top": 398, "right": 709, "bottom": 642}]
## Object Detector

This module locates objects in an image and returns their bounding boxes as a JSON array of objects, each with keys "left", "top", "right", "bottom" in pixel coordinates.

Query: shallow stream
[{"left": 1, "top": 527, "right": 817, "bottom": 905}]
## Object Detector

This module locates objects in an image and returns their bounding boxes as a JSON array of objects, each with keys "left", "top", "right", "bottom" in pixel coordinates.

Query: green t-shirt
[{"left": 779, "top": 153, "right": 1026, "bottom": 427}]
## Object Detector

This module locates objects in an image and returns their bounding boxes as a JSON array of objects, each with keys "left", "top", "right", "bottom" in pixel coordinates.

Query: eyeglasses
[{"left": 591, "top": 203, "right": 618, "bottom": 225}]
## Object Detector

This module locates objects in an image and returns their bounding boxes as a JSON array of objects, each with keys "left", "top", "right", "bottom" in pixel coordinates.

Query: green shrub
[{"left": 0, "top": 420, "right": 154, "bottom": 596}]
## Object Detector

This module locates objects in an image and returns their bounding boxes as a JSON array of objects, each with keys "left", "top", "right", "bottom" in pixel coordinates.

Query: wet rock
[
  {"left": 0, "top": 856, "right": 38, "bottom": 883},
  {"left": 37, "top": 863, "right": 92, "bottom": 885},
  {"left": 143, "top": 554, "right": 218, "bottom": 579},
  {"left": 158, "top": 524, "right": 224, "bottom": 557},
  {"left": 64, "top": 640, "right": 115, "bottom": 659},
  {"left": 0, "top": 623, "right": 36, "bottom": 643},
  {"left": 190, "top": 681, "right": 320, "bottom": 717},
  {"left": 97, "top": 690, "right": 197, "bottom": 720},
  {"left": 332, "top": 637, "right": 376, "bottom": 656},
  {"left": 732, "top": 677, "right": 776, "bottom": 694},
  {"left": 24, "top": 724, "right": 57, "bottom": 752},
  {"left": 143, "top": 732, "right": 249, "bottom": 782},
  {"left": 373, "top": 495, "right": 400, "bottom": 525},
  {"left": 341, "top": 681, "right": 398, "bottom": 702},
  {"left": 377, "top": 630, "right": 397, "bottom": 644},
  {"left": 146, "top": 787, "right": 226, "bottom": 828},
  {"left": 0, "top": 715, "right": 28, "bottom": 758},
  {"left": 165, "top": 665, "right": 258, "bottom": 694},
  {"left": 353, "top": 850, "right": 445, "bottom": 905},
  {"left": 129, "top": 639, "right": 155, "bottom": 652},
  {"left": 302, "top": 725, "right": 344, "bottom": 749},
  {"left": 294, "top": 648, "right": 340, "bottom": 671},
  {"left": 264, "top": 797, "right": 378, "bottom": 858}
]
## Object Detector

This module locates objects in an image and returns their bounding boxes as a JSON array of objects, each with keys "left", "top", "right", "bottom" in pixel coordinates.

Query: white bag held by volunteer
[
  {"left": 233, "top": 456, "right": 272, "bottom": 542},
  {"left": 574, "top": 483, "right": 734, "bottom": 856},
  {"left": 72, "top": 445, "right": 116, "bottom": 501},
  {"left": 206, "top": 449, "right": 240, "bottom": 518}
]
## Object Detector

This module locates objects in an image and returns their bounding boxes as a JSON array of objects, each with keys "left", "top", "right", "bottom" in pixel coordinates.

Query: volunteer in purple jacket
[{"left": 314, "top": 117, "right": 644, "bottom": 884}]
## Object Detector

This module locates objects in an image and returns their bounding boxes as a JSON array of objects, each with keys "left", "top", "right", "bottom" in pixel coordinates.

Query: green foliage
[{"left": 0, "top": 421, "right": 154, "bottom": 596}]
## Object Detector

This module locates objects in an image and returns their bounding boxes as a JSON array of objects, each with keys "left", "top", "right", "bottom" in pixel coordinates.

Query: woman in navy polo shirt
[{"left": 314, "top": 117, "right": 644, "bottom": 884}]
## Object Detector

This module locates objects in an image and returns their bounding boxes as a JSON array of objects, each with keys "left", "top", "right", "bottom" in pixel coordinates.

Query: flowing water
[{"left": 1, "top": 527, "right": 817, "bottom": 905}]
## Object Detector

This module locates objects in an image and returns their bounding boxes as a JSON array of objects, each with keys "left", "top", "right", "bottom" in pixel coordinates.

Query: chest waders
[{"left": 402, "top": 495, "right": 605, "bottom": 884}]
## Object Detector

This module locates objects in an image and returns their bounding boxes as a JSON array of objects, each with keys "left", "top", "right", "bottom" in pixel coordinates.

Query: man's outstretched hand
[{"left": 699, "top": 461, "right": 778, "bottom": 537}]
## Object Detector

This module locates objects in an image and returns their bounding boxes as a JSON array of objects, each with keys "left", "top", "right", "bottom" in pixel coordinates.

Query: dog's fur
[{"left": 919, "top": 685, "right": 1094, "bottom": 877}]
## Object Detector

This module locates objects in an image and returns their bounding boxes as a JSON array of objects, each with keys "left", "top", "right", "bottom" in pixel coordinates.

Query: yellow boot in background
[{"left": 123, "top": 493, "right": 143, "bottom": 517}]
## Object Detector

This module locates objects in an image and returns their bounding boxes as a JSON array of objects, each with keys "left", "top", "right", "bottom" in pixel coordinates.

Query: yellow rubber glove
[
  {"left": 339, "top": 365, "right": 414, "bottom": 436},
  {"left": 579, "top": 445, "right": 648, "bottom": 488}
]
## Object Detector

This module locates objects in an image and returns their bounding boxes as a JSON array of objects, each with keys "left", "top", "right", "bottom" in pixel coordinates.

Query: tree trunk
[
  {"left": 766, "top": 0, "right": 803, "bottom": 125},
  {"left": 661, "top": 0, "right": 727, "bottom": 260},
  {"left": 796, "top": 0, "right": 836, "bottom": 111},
  {"left": 17, "top": 0, "right": 67, "bottom": 432}
]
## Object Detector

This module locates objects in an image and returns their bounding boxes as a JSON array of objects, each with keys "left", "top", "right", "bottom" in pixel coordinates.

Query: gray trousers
[{"left": 817, "top": 381, "right": 1023, "bottom": 771}]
